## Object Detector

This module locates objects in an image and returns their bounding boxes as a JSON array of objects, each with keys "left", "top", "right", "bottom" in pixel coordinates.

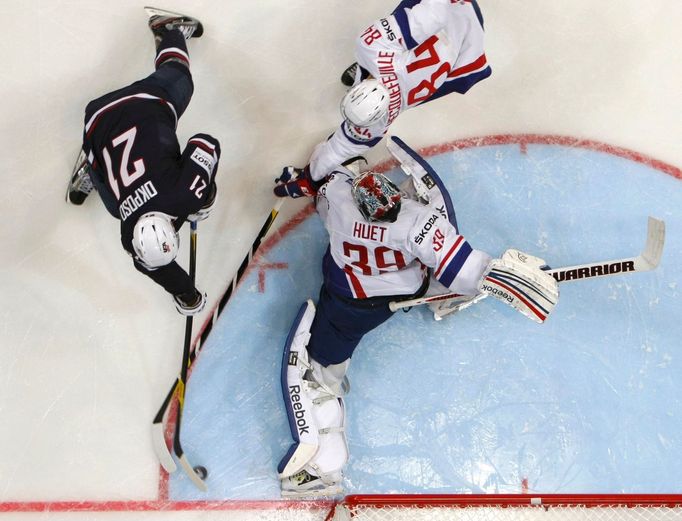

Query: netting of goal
[{"left": 325, "top": 494, "right": 682, "bottom": 521}]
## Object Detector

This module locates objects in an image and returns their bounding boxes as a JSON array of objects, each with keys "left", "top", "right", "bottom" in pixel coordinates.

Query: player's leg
[
  {"left": 308, "top": 285, "right": 395, "bottom": 366},
  {"left": 279, "top": 288, "right": 397, "bottom": 497},
  {"left": 138, "top": 28, "right": 195, "bottom": 119},
  {"left": 125, "top": 7, "right": 204, "bottom": 119},
  {"left": 278, "top": 300, "right": 349, "bottom": 498},
  {"left": 137, "top": 5, "right": 205, "bottom": 119},
  {"left": 72, "top": 9, "right": 201, "bottom": 207}
]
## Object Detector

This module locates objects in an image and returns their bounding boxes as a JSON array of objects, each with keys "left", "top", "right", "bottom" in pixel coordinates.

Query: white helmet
[
  {"left": 132, "top": 212, "right": 179, "bottom": 269},
  {"left": 340, "top": 79, "right": 390, "bottom": 128}
]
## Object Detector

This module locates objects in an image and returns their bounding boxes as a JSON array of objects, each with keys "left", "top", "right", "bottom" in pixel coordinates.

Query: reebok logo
[
  {"left": 288, "top": 385, "right": 310, "bottom": 435},
  {"left": 482, "top": 284, "right": 514, "bottom": 303}
]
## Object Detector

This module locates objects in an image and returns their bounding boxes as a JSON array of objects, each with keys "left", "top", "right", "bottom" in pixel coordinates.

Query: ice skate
[
  {"left": 340, "top": 62, "right": 358, "bottom": 87},
  {"left": 145, "top": 6, "right": 204, "bottom": 40},
  {"left": 280, "top": 469, "right": 343, "bottom": 499},
  {"left": 65, "top": 149, "right": 94, "bottom": 205}
]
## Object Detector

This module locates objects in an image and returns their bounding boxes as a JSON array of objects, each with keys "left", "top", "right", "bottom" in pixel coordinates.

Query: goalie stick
[
  {"left": 152, "top": 199, "right": 285, "bottom": 487},
  {"left": 389, "top": 216, "right": 665, "bottom": 312}
]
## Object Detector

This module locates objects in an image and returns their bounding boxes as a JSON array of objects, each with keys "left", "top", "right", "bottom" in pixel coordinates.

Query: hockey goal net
[{"left": 326, "top": 494, "right": 682, "bottom": 521}]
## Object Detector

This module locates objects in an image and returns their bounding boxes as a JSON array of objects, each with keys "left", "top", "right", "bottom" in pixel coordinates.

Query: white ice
[{"left": 0, "top": 0, "right": 680, "bottom": 520}]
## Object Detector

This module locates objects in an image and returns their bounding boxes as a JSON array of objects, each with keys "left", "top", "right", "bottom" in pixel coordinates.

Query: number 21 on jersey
[{"left": 102, "top": 126, "right": 145, "bottom": 200}]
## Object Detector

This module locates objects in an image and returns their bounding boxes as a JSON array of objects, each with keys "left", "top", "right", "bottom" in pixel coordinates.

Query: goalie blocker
[{"left": 278, "top": 300, "right": 349, "bottom": 498}]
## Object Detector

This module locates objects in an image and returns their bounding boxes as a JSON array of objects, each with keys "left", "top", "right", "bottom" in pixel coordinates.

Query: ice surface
[{"left": 1, "top": 0, "right": 681, "bottom": 520}]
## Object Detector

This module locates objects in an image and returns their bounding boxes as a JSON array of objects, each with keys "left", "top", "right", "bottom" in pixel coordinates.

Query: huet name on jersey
[{"left": 353, "top": 221, "right": 388, "bottom": 241}]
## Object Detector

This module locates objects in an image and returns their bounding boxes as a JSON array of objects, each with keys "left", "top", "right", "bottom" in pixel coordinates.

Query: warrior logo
[{"left": 552, "top": 261, "right": 635, "bottom": 281}]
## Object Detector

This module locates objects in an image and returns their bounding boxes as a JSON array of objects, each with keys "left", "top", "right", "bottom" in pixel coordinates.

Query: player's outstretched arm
[
  {"left": 273, "top": 165, "right": 328, "bottom": 199},
  {"left": 179, "top": 133, "right": 220, "bottom": 218}
]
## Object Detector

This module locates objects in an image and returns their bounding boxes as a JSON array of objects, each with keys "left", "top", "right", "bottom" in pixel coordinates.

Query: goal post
[{"left": 327, "top": 494, "right": 682, "bottom": 520}]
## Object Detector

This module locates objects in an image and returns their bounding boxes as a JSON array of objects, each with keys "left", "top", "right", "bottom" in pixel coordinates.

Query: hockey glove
[
  {"left": 274, "top": 165, "right": 322, "bottom": 198},
  {"left": 173, "top": 288, "right": 207, "bottom": 316}
]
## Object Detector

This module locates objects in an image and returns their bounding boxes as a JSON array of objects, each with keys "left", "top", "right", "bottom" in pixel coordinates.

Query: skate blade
[
  {"left": 144, "top": 6, "right": 186, "bottom": 18},
  {"left": 280, "top": 484, "right": 343, "bottom": 499},
  {"left": 65, "top": 150, "right": 87, "bottom": 203}
]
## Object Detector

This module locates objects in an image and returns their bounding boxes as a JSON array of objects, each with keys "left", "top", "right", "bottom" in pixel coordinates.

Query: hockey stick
[
  {"left": 170, "top": 220, "right": 208, "bottom": 490},
  {"left": 151, "top": 200, "right": 285, "bottom": 480},
  {"left": 389, "top": 216, "right": 665, "bottom": 312}
]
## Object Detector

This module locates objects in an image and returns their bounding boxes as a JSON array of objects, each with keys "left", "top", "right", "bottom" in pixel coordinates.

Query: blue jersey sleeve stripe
[{"left": 437, "top": 242, "right": 473, "bottom": 287}]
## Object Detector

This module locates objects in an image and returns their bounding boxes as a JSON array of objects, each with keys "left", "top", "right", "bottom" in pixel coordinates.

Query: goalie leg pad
[
  {"left": 311, "top": 358, "right": 350, "bottom": 396},
  {"left": 279, "top": 301, "right": 349, "bottom": 481},
  {"left": 280, "top": 394, "right": 347, "bottom": 498},
  {"left": 479, "top": 252, "right": 559, "bottom": 323},
  {"left": 279, "top": 300, "right": 319, "bottom": 477}
]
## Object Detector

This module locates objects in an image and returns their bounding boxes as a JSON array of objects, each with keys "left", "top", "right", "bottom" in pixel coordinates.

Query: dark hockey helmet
[{"left": 351, "top": 171, "right": 402, "bottom": 223}]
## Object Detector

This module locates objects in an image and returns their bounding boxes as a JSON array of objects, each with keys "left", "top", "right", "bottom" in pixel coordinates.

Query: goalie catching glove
[{"left": 478, "top": 249, "right": 559, "bottom": 323}]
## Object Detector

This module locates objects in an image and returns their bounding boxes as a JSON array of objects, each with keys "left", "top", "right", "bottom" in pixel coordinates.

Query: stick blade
[
  {"left": 638, "top": 216, "right": 665, "bottom": 270},
  {"left": 178, "top": 454, "right": 208, "bottom": 491},
  {"left": 152, "top": 421, "right": 177, "bottom": 473}
]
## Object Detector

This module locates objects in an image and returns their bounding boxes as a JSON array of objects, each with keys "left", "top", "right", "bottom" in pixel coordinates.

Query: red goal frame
[{"left": 327, "top": 494, "right": 682, "bottom": 520}]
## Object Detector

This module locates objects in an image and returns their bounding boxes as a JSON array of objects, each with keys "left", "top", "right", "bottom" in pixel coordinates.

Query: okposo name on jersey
[{"left": 119, "top": 181, "right": 158, "bottom": 221}]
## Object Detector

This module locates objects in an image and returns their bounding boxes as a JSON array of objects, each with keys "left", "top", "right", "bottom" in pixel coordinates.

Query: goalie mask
[
  {"left": 351, "top": 172, "right": 402, "bottom": 223},
  {"left": 340, "top": 79, "right": 390, "bottom": 128},
  {"left": 132, "top": 212, "right": 179, "bottom": 270}
]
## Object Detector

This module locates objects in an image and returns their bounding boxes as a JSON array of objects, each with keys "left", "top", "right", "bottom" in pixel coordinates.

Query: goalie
[{"left": 275, "top": 138, "right": 558, "bottom": 498}]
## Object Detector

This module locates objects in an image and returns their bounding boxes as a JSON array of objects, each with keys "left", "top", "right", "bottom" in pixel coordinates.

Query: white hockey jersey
[
  {"left": 310, "top": 0, "right": 491, "bottom": 180},
  {"left": 316, "top": 167, "right": 491, "bottom": 299}
]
